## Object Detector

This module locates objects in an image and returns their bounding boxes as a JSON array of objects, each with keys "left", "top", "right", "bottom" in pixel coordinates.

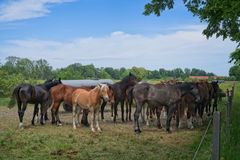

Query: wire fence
[{"left": 192, "top": 84, "right": 235, "bottom": 160}]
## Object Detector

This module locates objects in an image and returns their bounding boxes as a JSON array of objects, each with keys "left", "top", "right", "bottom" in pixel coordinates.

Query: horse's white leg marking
[
  {"left": 96, "top": 107, "right": 102, "bottom": 132},
  {"left": 187, "top": 116, "right": 194, "bottom": 129},
  {"left": 76, "top": 107, "right": 81, "bottom": 126},
  {"left": 179, "top": 119, "right": 183, "bottom": 129},
  {"left": 19, "top": 122, "right": 23, "bottom": 128},
  {"left": 90, "top": 109, "right": 96, "bottom": 132},
  {"left": 72, "top": 105, "right": 76, "bottom": 129}
]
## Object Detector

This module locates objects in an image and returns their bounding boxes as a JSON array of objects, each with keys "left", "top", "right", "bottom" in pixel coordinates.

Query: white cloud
[
  {"left": 0, "top": 0, "right": 74, "bottom": 21},
  {"left": 0, "top": 25, "right": 237, "bottom": 76}
]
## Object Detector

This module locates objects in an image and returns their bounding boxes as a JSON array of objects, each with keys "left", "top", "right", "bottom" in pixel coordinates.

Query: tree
[
  {"left": 229, "top": 48, "right": 240, "bottom": 64},
  {"left": 229, "top": 65, "right": 240, "bottom": 80},
  {"left": 144, "top": 0, "right": 240, "bottom": 45},
  {"left": 130, "top": 66, "right": 148, "bottom": 80}
]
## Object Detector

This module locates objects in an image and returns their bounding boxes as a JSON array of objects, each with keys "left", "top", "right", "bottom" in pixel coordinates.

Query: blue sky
[{"left": 0, "top": 0, "right": 237, "bottom": 76}]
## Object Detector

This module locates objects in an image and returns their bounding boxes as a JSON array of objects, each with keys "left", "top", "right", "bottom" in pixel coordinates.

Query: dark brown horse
[
  {"left": 133, "top": 82, "right": 200, "bottom": 134},
  {"left": 108, "top": 73, "right": 138, "bottom": 122},
  {"left": 8, "top": 79, "right": 62, "bottom": 128}
]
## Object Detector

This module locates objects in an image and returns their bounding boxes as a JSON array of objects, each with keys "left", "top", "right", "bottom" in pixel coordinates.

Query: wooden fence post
[
  {"left": 225, "top": 89, "right": 230, "bottom": 132},
  {"left": 212, "top": 111, "right": 220, "bottom": 160}
]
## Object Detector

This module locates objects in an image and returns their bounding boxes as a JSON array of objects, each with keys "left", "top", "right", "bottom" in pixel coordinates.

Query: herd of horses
[{"left": 8, "top": 73, "right": 220, "bottom": 134}]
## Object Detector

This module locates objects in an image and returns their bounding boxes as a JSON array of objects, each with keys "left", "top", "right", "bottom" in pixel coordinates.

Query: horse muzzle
[
  {"left": 195, "top": 95, "right": 201, "bottom": 103},
  {"left": 102, "top": 96, "right": 109, "bottom": 102}
]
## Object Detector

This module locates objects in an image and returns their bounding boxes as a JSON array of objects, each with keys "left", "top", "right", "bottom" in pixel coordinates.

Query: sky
[{"left": 0, "top": 0, "right": 237, "bottom": 76}]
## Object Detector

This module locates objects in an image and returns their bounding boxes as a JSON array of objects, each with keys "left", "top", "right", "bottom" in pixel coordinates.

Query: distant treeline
[
  {"left": 0, "top": 56, "right": 218, "bottom": 97},
  {"left": 1, "top": 56, "right": 216, "bottom": 80}
]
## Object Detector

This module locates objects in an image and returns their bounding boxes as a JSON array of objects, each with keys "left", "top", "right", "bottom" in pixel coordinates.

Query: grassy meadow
[{"left": 0, "top": 81, "right": 238, "bottom": 160}]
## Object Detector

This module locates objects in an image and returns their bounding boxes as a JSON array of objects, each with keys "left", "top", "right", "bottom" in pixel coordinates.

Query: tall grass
[{"left": 221, "top": 83, "right": 240, "bottom": 160}]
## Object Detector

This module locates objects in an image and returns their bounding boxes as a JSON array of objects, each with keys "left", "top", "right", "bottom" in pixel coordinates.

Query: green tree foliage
[
  {"left": 229, "top": 48, "right": 240, "bottom": 64},
  {"left": 0, "top": 70, "right": 24, "bottom": 97},
  {"left": 130, "top": 66, "right": 148, "bottom": 80},
  {"left": 144, "top": 0, "right": 240, "bottom": 63},
  {"left": 229, "top": 65, "right": 240, "bottom": 80},
  {"left": 144, "top": 0, "right": 240, "bottom": 44}
]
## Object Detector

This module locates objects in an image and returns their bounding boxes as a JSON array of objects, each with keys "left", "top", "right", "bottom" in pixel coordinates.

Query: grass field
[{"left": 0, "top": 81, "right": 237, "bottom": 160}]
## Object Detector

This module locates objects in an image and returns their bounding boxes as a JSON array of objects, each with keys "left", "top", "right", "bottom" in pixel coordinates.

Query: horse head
[
  {"left": 189, "top": 83, "right": 201, "bottom": 103},
  {"left": 127, "top": 72, "right": 138, "bottom": 86},
  {"left": 44, "top": 78, "right": 62, "bottom": 90},
  {"left": 98, "top": 84, "right": 109, "bottom": 102}
]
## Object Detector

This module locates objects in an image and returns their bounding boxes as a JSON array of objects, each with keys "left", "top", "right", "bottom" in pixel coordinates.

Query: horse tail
[{"left": 8, "top": 85, "right": 21, "bottom": 109}]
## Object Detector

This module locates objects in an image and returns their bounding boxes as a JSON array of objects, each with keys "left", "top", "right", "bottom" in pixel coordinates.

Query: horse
[
  {"left": 8, "top": 79, "right": 62, "bottom": 128},
  {"left": 210, "top": 81, "right": 219, "bottom": 113},
  {"left": 31, "top": 79, "right": 62, "bottom": 125},
  {"left": 50, "top": 84, "right": 93, "bottom": 126},
  {"left": 194, "top": 81, "right": 210, "bottom": 125},
  {"left": 102, "top": 73, "right": 138, "bottom": 123},
  {"left": 132, "top": 82, "right": 200, "bottom": 134},
  {"left": 50, "top": 83, "right": 113, "bottom": 126},
  {"left": 72, "top": 84, "right": 109, "bottom": 132}
]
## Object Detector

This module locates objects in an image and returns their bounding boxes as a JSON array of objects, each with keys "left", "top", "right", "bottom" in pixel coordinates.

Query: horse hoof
[
  {"left": 73, "top": 126, "right": 77, "bottom": 130},
  {"left": 166, "top": 128, "right": 172, "bottom": 133},
  {"left": 157, "top": 125, "right": 162, "bottom": 129},
  {"left": 134, "top": 129, "right": 141, "bottom": 134},
  {"left": 97, "top": 128, "right": 102, "bottom": 132},
  {"left": 91, "top": 128, "right": 96, "bottom": 132}
]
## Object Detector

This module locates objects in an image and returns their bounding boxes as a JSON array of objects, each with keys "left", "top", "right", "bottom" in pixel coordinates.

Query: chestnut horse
[
  {"left": 50, "top": 84, "right": 94, "bottom": 125},
  {"left": 50, "top": 83, "right": 113, "bottom": 125},
  {"left": 72, "top": 84, "right": 109, "bottom": 132}
]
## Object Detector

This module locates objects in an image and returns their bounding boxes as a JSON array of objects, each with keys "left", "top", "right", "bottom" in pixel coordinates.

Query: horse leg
[
  {"left": 125, "top": 100, "right": 129, "bottom": 121},
  {"left": 100, "top": 101, "right": 107, "bottom": 121},
  {"left": 212, "top": 97, "right": 218, "bottom": 114},
  {"left": 81, "top": 109, "right": 89, "bottom": 127},
  {"left": 44, "top": 112, "right": 49, "bottom": 121},
  {"left": 72, "top": 105, "right": 77, "bottom": 129},
  {"left": 51, "top": 102, "right": 60, "bottom": 124},
  {"left": 17, "top": 100, "right": 22, "bottom": 127},
  {"left": 96, "top": 107, "right": 102, "bottom": 132},
  {"left": 90, "top": 109, "right": 96, "bottom": 132},
  {"left": 113, "top": 101, "right": 119, "bottom": 122},
  {"left": 156, "top": 107, "right": 162, "bottom": 129},
  {"left": 176, "top": 104, "right": 181, "bottom": 129},
  {"left": 40, "top": 104, "right": 45, "bottom": 125},
  {"left": 166, "top": 105, "right": 176, "bottom": 133},
  {"left": 146, "top": 106, "right": 150, "bottom": 126},
  {"left": 32, "top": 104, "right": 39, "bottom": 125},
  {"left": 121, "top": 100, "right": 125, "bottom": 122},
  {"left": 129, "top": 98, "right": 132, "bottom": 121},
  {"left": 76, "top": 107, "right": 81, "bottom": 126},
  {"left": 19, "top": 102, "right": 27, "bottom": 128},
  {"left": 55, "top": 107, "right": 62, "bottom": 125},
  {"left": 134, "top": 101, "right": 142, "bottom": 134},
  {"left": 111, "top": 103, "right": 114, "bottom": 117}
]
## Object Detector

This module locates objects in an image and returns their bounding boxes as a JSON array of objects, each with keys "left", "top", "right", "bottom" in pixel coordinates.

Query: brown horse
[
  {"left": 72, "top": 84, "right": 109, "bottom": 132},
  {"left": 50, "top": 84, "right": 93, "bottom": 125},
  {"left": 50, "top": 83, "right": 114, "bottom": 125}
]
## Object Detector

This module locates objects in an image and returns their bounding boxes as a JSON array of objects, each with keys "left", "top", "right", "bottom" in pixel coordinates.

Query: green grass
[
  {"left": 0, "top": 81, "right": 238, "bottom": 160},
  {"left": 0, "top": 98, "right": 10, "bottom": 106},
  {"left": 221, "top": 83, "right": 240, "bottom": 160}
]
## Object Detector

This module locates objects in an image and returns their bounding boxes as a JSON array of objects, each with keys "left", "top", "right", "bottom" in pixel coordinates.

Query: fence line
[
  {"left": 192, "top": 118, "right": 212, "bottom": 160},
  {"left": 192, "top": 84, "right": 235, "bottom": 160}
]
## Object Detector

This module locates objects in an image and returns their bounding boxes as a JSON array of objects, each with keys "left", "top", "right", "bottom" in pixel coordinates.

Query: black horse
[
  {"left": 8, "top": 79, "right": 62, "bottom": 128},
  {"left": 132, "top": 82, "right": 200, "bottom": 134},
  {"left": 100, "top": 73, "right": 138, "bottom": 122},
  {"left": 31, "top": 79, "right": 62, "bottom": 125}
]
